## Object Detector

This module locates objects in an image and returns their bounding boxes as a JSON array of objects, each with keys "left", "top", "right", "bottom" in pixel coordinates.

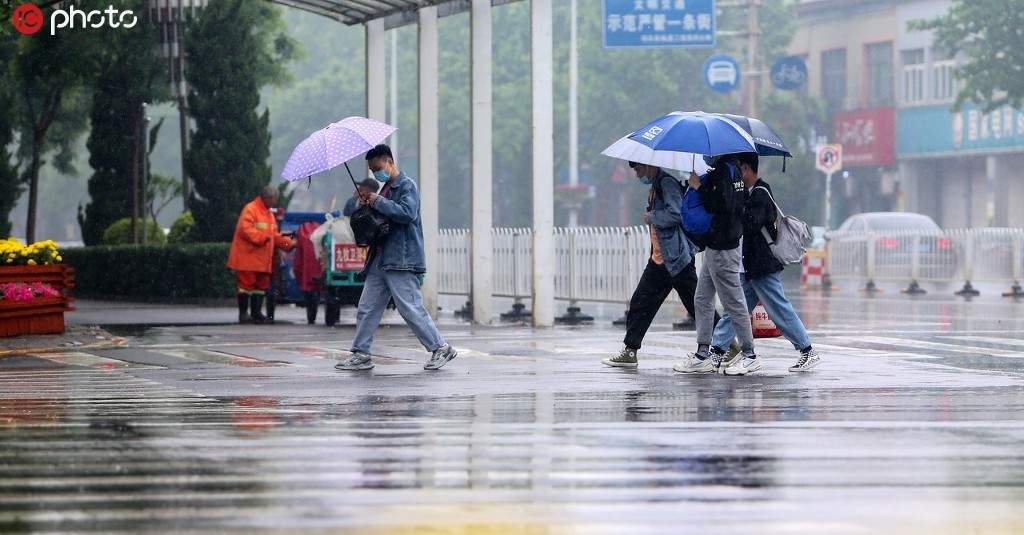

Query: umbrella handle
[
  {"left": 344, "top": 161, "right": 360, "bottom": 191},
  {"left": 344, "top": 160, "right": 368, "bottom": 200}
]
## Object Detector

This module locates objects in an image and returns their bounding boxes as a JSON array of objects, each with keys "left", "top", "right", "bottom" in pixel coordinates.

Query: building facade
[{"left": 792, "top": 0, "right": 1024, "bottom": 228}]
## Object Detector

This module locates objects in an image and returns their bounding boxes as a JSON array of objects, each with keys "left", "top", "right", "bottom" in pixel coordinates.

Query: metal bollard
[
  {"left": 613, "top": 227, "right": 632, "bottom": 326},
  {"left": 1004, "top": 231, "right": 1024, "bottom": 298},
  {"left": 956, "top": 231, "right": 980, "bottom": 297},
  {"left": 863, "top": 235, "right": 879, "bottom": 294},
  {"left": 557, "top": 229, "right": 594, "bottom": 324},
  {"left": 903, "top": 234, "right": 926, "bottom": 295},
  {"left": 500, "top": 231, "right": 532, "bottom": 322}
]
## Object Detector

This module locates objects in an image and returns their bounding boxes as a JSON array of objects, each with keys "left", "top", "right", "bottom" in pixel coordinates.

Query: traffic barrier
[
  {"left": 825, "top": 228, "right": 1024, "bottom": 297},
  {"left": 800, "top": 249, "right": 827, "bottom": 288},
  {"left": 436, "top": 227, "right": 1024, "bottom": 312}
]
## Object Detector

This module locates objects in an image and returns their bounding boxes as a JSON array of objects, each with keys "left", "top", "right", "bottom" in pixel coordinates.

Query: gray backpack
[{"left": 753, "top": 186, "right": 810, "bottom": 265}]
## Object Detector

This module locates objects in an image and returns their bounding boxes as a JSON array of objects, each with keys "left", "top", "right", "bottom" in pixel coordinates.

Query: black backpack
[{"left": 349, "top": 205, "right": 390, "bottom": 247}]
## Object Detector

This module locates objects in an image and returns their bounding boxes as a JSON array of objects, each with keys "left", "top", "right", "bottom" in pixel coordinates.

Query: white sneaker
[
  {"left": 673, "top": 352, "right": 720, "bottom": 374},
  {"left": 424, "top": 344, "right": 457, "bottom": 370},
  {"left": 789, "top": 349, "right": 821, "bottom": 372},
  {"left": 336, "top": 352, "right": 374, "bottom": 371},
  {"left": 724, "top": 354, "right": 763, "bottom": 376}
]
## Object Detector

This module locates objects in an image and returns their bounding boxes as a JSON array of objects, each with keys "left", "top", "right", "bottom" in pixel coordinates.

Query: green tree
[
  {"left": 185, "top": 0, "right": 296, "bottom": 242},
  {"left": 9, "top": 22, "right": 95, "bottom": 242},
  {"left": 79, "top": 0, "right": 168, "bottom": 245},
  {"left": 912, "top": 0, "right": 1024, "bottom": 111},
  {"left": 0, "top": 34, "right": 21, "bottom": 237}
]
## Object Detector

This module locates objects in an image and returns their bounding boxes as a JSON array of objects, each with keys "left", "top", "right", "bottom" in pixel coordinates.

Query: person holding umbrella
[
  {"left": 603, "top": 112, "right": 760, "bottom": 372},
  {"left": 281, "top": 117, "right": 456, "bottom": 371},
  {"left": 613, "top": 111, "right": 764, "bottom": 375},
  {"left": 335, "top": 144, "right": 457, "bottom": 371},
  {"left": 672, "top": 153, "right": 761, "bottom": 375}
]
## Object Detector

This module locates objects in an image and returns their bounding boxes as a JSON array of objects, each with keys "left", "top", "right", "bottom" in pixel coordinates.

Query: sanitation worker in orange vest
[{"left": 227, "top": 185, "right": 295, "bottom": 324}]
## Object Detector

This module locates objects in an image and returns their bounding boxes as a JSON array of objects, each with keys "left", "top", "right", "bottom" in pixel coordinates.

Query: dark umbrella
[{"left": 716, "top": 114, "right": 792, "bottom": 158}]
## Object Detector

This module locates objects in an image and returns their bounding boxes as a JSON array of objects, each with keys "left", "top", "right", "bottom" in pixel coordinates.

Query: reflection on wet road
[{"left": 2, "top": 294, "right": 1023, "bottom": 533}]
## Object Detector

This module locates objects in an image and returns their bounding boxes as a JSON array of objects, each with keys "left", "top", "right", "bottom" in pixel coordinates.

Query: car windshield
[{"left": 865, "top": 215, "right": 941, "bottom": 232}]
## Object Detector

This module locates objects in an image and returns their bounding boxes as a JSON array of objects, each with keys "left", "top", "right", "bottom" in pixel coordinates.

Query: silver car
[{"left": 828, "top": 212, "right": 958, "bottom": 279}]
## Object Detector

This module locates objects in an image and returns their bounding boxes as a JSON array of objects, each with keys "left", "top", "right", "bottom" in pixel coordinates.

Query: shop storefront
[
  {"left": 832, "top": 107, "right": 899, "bottom": 225},
  {"left": 897, "top": 103, "right": 1024, "bottom": 228}
]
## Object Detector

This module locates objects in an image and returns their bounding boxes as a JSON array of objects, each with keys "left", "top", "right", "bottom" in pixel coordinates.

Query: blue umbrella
[{"left": 627, "top": 111, "right": 756, "bottom": 157}]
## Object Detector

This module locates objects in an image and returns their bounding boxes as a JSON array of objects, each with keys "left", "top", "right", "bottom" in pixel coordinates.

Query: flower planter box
[{"left": 0, "top": 265, "right": 76, "bottom": 338}]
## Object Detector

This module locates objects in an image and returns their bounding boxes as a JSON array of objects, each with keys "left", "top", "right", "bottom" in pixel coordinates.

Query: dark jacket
[
  {"left": 742, "top": 178, "right": 785, "bottom": 279},
  {"left": 370, "top": 173, "right": 427, "bottom": 273},
  {"left": 698, "top": 161, "right": 745, "bottom": 250},
  {"left": 649, "top": 170, "right": 697, "bottom": 276}
]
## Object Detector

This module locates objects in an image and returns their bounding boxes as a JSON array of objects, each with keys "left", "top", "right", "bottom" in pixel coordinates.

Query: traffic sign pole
[
  {"left": 824, "top": 171, "right": 833, "bottom": 230},
  {"left": 815, "top": 144, "right": 842, "bottom": 229}
]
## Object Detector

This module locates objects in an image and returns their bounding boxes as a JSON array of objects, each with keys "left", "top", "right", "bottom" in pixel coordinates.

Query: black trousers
[{"left": 624, "top": 259, "right": 717, "bottom": 350}]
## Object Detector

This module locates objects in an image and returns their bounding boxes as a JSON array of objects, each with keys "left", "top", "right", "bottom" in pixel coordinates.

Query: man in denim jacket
[
  {"left": 336, "top": 144, "right": 457, "bottom": 371},
  {"left": 602, "top": 161, "right": 718, "bottom": 368}
]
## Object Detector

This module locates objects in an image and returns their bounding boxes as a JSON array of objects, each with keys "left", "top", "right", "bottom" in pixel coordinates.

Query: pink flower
[{"left": 0, "top": 282, "right": 60, "bottom": 302}]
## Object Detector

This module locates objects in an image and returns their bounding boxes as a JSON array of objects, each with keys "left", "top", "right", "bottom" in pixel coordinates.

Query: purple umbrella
[{"left": 281, "top": 116, "right": 396, "bottom": 185}]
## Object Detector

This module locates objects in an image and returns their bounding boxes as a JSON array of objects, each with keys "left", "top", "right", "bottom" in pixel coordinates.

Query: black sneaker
[{"left": 602, "top": 347, "right": 638, "bottom": 368}]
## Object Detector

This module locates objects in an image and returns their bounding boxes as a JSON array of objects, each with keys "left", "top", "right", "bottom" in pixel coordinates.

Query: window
[
  {"left": 821, "top": 48, "right": 847, "bottom": 112},
  {"left": 931, "top": 47, "right": 958, "bottom": 102},
  {"left": 866, "top": 42, "right": 894, "bottom": 106},
  {"left": 900, "top": 49, "right": 925, "bottom": 104}
]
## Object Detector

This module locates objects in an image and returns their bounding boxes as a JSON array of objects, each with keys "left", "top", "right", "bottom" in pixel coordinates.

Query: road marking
[{"left": 829, "top": 336, "right": 1024, "bottom": 359}]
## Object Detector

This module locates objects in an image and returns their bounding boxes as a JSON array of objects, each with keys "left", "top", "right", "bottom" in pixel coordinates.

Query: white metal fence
[
  {"left": 438, "top": 227, "right": 1024, "bottom": 303},
  {"left": 826, "top": 228, "right": 1024, "bottom": 294},
  {"left": 438, "top": 227, "right": 705, "bottom": 305}
]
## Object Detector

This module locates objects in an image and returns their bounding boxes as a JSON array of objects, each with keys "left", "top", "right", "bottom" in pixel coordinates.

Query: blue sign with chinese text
[
  {"left": 703, "top": 54, "right": 740, "bottom": 93},
  {"left": 770, "top": 56, "right": 807, "bottom": 90},
  {"left": 603, "top": 0, "right": 716, "bottom": 49}
]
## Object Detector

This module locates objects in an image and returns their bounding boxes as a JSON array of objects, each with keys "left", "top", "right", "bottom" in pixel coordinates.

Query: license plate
[{"left": 334, "top": 244, "right": 368, "bottom": 271}]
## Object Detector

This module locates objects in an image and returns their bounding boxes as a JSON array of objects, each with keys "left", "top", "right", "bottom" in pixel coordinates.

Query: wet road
[{"left": 2, "top": 293, "right": 1024, "bottom": 533}]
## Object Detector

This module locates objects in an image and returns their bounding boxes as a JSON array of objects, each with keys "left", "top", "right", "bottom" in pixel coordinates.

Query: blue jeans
[
  {"left": 711, "top": 271, "right": 811, "bottom": 352},
  {"left": 351, "top": 256, "right": 445, "bottom": 354}
]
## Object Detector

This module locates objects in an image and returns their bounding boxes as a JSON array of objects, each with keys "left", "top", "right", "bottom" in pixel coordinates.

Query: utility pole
[
  {"left": 177, "top": 0, "right": 192, "bottom": 208},
  {"left": 142, "top": 103, "right": 151, "bottom": 245},
  {"left": 132, "top": 108, "right": 140, "bottom": 245},
  {"left": 743, "top": 0, "right": 761, "bottom": 117},
  {"left": 390, "top": 29, "right": 399, "bottom": 158},
  {"left": 568, "top": 0, "right": 579, "bottom": 227}
]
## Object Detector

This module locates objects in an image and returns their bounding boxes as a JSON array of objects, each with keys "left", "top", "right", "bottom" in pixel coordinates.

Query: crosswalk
[{"left": 1, "top": 326, "right": 1023, "bottom": 533}]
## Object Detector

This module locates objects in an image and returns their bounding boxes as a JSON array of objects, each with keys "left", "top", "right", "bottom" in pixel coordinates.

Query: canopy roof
[{"left": 272, "top": 0, "right": 519, "bottom": 28}]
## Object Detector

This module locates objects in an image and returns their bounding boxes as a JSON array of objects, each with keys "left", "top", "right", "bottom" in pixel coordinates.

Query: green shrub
[
  {"left": 102, "top": 218, "right": 166, "bottom": 245},
  {"left": 167, "top": 212, "right": 196, "bottom": 244},
  {"left": 62, "top": 243, "right": 235, "bottom": 300}
]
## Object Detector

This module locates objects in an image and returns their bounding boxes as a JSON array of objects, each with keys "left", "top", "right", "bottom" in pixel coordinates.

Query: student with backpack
[
  {"left": 709, "top": 152, "right": 821, "bottom": 372},
  {"left": 601, "top": 161, "right": 722, "bottom": 368},
  {"left": 674, "top": 153, "right": 761, "bottom": 376}
]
